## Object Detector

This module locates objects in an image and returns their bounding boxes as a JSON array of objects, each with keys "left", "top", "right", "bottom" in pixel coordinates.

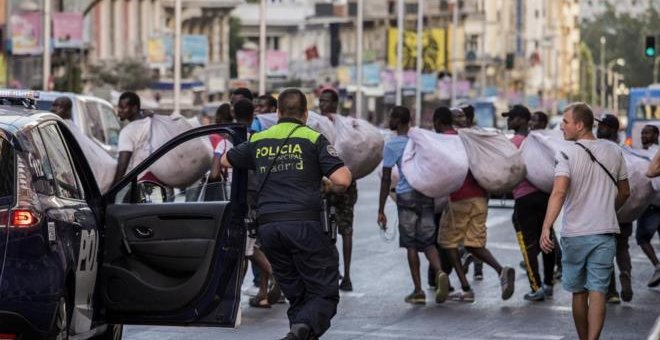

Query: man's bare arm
[
  {"left": 615, "top": 179, "right": 630, "bottom": 211},
  {"left": 113, "top": 151, "right": 132, "bottom": 186},
  {"left": 540, "top": 176, "right": 569, "bottom": 253},
  {"left": 648, "top": 151, "right": 660, "bottom": 178}
]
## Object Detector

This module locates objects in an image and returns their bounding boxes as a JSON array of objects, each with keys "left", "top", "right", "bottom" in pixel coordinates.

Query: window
[
  {"left": 39, "top": 124, "right": 83, "bottom": 200},
  {"left": 84, "top": 102, "right": 107, "bottom": 144},
  {"left": 113, "top": 134, "right": 232, "bottom": 204},
  {"left": 99, "top": 103, "right": 121, "bottom": 147},
  {"left": 29, "top": 129, "right": 56, "bottom": 196},
  {"left": 0, "top": 138, "right": 15, "bottom": 206}
]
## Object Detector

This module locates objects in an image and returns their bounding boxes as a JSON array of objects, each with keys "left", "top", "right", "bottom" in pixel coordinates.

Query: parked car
[
  {"left": 0, "top": 90, "right": 247, "bottom": 339},
  {"left": 36, "top": 92, "right": 121, "bottom": 157}
]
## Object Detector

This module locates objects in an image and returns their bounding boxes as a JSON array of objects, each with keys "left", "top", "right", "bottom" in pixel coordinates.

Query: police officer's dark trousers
[{"left": 258, "top": 219, "right": 339, "bottom": 337}]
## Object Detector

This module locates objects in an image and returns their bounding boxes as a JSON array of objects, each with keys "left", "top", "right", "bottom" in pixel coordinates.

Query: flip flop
[{"left": 249, "top": 296, "right": 271, "bottom": 308}]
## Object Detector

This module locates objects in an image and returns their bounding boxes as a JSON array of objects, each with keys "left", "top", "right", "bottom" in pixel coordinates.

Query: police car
[{"left": 0, "top": 90, "right": 248, "bottom": 339}]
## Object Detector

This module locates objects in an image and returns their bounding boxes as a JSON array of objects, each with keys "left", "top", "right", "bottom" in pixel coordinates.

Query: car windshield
[{"left": 0, "top": 137, "right": 14, "bottom": 206}]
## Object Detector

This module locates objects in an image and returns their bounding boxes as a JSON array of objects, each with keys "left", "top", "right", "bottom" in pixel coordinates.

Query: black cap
[
  {"left": 596, "top": 114, "right": 620, "bottom": 130},
  {"left": 502, "top": 104, "right": 531, "bottom": 120}
]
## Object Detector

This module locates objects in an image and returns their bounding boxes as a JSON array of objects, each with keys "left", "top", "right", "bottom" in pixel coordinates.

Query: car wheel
[
  {"left": 92, "top": 324, "right": 123, "bottom": 340},
  {"left": 53, "top": 296, "right": 69, "bottom": 340}
]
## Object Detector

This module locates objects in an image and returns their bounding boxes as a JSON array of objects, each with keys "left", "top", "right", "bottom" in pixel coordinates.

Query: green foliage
[
  {"left": 578, "top": 42, "right": 595, "bottom": 103},
  {"left": 229, "top": 16, "right": 245, "bottom": 79},
  {"left": 88, "top": 59, "right": 154, "bottom": 91},
  {"left": 581, "top": 3, "right": 660, "bottom": 88}
]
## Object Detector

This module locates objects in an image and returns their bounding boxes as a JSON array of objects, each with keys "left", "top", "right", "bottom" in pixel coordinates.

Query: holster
[{"left": 321, "top": 198, "right": 338, "bottom": 242}]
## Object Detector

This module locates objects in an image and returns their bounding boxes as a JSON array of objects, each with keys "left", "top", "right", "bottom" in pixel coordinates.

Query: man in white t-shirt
[
  {"left": 113, "top": 91, "right": 151, "bottom": 185},
  {"left": 540, "top": 103, "right": 630, "bottom": 340}
]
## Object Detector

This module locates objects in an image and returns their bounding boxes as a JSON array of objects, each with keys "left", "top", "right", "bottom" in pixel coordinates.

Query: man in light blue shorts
[{"left": 539, "top": 103, "right": 630, "bottom": 340}]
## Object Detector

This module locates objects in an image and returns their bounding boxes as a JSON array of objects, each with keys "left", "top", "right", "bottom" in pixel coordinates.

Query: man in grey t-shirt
[{"left": 540, "top": 103, "right": 630, "bottom": 340}]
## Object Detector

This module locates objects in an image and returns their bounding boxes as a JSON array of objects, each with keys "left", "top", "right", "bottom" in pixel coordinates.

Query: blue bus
[{"left": 626, "top": 85, "right": 660, "bottom": 148}]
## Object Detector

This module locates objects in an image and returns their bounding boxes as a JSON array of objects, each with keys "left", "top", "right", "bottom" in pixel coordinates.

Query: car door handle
[{"left": 133, "top": 226, "right": 154, "bottom": 239}]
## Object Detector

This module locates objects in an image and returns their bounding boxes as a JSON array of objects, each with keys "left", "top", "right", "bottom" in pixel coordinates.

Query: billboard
[
  {"left": 236, "top": 50, "right": 289, "bottom": 79},
  {"left": 10, "top": 12, "right": 42, "bottom": 55},
  {"left": 387, "top": 28, "right": 448, "bottom": 72},
  {"left": 53, "top": 12, "right": 84, "bottom": 49},
  {"left": 146, "top": 35, "right": 208, "bottom": 66}
]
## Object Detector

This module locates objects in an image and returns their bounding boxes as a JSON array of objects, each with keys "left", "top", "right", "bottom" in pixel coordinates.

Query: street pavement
[{"left": 125, "top": 171, "right": 660, "bottom": 340}]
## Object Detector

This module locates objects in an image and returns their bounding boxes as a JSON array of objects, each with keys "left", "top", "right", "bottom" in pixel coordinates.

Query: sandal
[
  {"left": 249, "top": 296, "right": 271, "bottom": 308},
  {"left": 267, "top": 281, "right": 282, "bottom": 305}
]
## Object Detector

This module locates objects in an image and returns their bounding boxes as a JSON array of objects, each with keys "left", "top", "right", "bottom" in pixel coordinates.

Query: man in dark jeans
[
  {"left": 505, "top": 105, "right": 556, "bottom": 301},
  {"left": 596, "top": 114, "right": 633, "bottom": 303}
]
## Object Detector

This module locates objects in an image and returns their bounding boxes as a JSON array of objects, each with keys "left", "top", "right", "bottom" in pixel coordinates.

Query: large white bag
[
  {"left": 401, "top": 128, "right": 469, "bottom": 198},
  {"left": 65, "top": 120, "right": 116, "bottom": 193},
  {"left": 520, "top": 130, "right": 572, "bottom": 193},
  {"left": 458, "top": 128, "right": 526, "bottom": 195},
  {"left": 148, "top": 115, "right": 213, "bottom": 188},
  {"left": 255, "top": 111, "right": 336, "bottom": 144},
  {"left": 333, "top": 115, "right": 384, "bottom": 179},
  {"left": 617, "top": 147, "right": 654, "bottom": 223}
]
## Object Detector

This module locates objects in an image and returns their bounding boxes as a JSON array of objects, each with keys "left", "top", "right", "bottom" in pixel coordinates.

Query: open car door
[{"left": 99, "top": 124, "right": 247, "bottom": 327}]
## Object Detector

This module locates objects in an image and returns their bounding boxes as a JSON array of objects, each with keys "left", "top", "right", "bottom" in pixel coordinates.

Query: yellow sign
[{"left": 387, "top": 28, "right": 449, "bottom": 72}]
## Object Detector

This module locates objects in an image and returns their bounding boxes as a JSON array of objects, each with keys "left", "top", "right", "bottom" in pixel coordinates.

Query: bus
[{"left": 626, "top": 85, "right": 660, "bottom": 149}]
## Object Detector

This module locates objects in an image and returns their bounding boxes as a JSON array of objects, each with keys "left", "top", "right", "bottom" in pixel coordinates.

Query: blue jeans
[{"left": 561, "top": 234, "right": 616, "bottom": 293}]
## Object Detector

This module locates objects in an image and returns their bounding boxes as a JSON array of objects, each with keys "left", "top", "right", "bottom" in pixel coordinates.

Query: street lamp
[
  {"left": 606, "top": 58, "right": 625, "bottom": 113},
  {"left": 600, "top": 36, "right": 606, "bottom": 109}
]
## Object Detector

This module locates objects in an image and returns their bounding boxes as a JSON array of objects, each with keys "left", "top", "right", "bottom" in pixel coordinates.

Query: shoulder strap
[
  {"left": 574, "top": 142, "right": 617, "bottom": 186},
  {"left": 257, "top": 124, "right": 303, "bottom": 194}
]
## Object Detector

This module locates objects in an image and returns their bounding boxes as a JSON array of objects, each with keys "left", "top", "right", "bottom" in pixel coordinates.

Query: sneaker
[
  {"left": 339, "top": 278, "right": 353, "bottom": 292},
  {"left": 649, "top": 264, "right": 660, "bottom": 288},
  {"left": 542, "top": 284, "right": 554, "bottom": 299},
  {"left": 474, "top": 262, "right": 484, "bottom": 281},
  {"left": 619, "top": 272, "right": 633, "bottom": 302},
  {"left": 523, "top": 289, "right": 545, "bottom": 302},
  {"left": 435, "top": 272, "right": 449, "bottom": 303},
  {"left": 500, "top": 267, "right": 515, "bottom": 300},
  {"left": 607, "top": 292, "right": 621, "bottom": 304},
  {"left": 449, "top": 289, "right": 475, "bottom": 303},
  {"left": 404, "top": 291, "right": 426, "bottom": 304}
]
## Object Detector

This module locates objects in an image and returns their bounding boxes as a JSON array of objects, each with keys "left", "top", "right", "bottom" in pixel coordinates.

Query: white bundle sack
[
  {"left": 65, "top": 120, "right": 116, "bottom": 193},
  {"left": 617, "top": 147, "right": 654, "bottom": 223},
  {"left": 333, "top": 115, "right": 384, "bottom": 179},
  {"left": 458, "top": 128, "right": 526, "bottom": 195},
  {"left": 520, "top": 130, "right": 572, "bottom": 193},
  {"left": 401, "top": 128, "right": 469, "bottom": 198},
  {"left": 148, "top": 114, "right": 213, "bottom": 188},
  {"left": 255, "top": 111, "right": 336, "bottom": 144}
]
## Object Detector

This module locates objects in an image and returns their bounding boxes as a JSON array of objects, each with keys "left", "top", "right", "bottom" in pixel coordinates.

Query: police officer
[{"left": 221, "top": 88, "right": 352, "bottom": 340}]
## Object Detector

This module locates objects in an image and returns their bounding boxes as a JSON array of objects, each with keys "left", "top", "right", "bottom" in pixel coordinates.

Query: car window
[
  {"left": 84, "top": 102, "right": 107, "bottom": 144},
  {"left": 35, "top": 100, "right": 54, "bottom": 112},
  {"left": 39, "top": 124, "right": 83, "bottom": 200},
  {"left": 29, "top": 129, "right": 57, "bottom": 196},
  {"left": 98, "top": 103, "right": 121, "bottom": 147},
  {"left": 113, "top": 134, "right": 230, "bottom": 204},
  {"left": 0, "top": 138, "right": 15, "bottom": 206}
]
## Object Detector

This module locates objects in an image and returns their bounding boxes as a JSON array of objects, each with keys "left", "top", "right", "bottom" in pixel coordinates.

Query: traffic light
[{"left": 645, "top": 36, "right": 656, "bottom": 57}]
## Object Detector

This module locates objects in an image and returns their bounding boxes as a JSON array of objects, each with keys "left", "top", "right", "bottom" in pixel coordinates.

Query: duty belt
[{"left": 257, "top": 210, "right": 320, "bottom": 225}]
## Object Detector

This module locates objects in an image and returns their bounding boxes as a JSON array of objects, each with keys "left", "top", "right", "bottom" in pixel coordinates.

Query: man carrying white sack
[
  {"left": 113, "top": 91, "right": 154, "bottom": 186},
  {"left": 504, "top": 105, "right": 556, "bottom": 302},
  {"left": 637, "top": 125, "right": 660, "bottom": 288},
  {"left": 377, "top": 106, "right": 449, "bottom": 305},
  {"left": 319, "top": 88, "right": 357, "bottom": 292},
  {"left": 541, "top": 103, "right": 630, "bottom": 340},
  {"left": 436, "top": 109, "right": 515, "bottom": 302}
]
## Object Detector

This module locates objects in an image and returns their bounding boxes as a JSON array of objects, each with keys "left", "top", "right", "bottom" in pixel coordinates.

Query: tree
[
  {"left": 581, "top": 3, "right": 660, "bottom": 88},
  {"left": 578, "top": 42, "right": 595, "bottom": 104},
  {"left": 87, "top": 59, "right": 154, "bottom": 91},
  {"left": 229, "top": 16, "right": 245, "bottom": 79}
]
